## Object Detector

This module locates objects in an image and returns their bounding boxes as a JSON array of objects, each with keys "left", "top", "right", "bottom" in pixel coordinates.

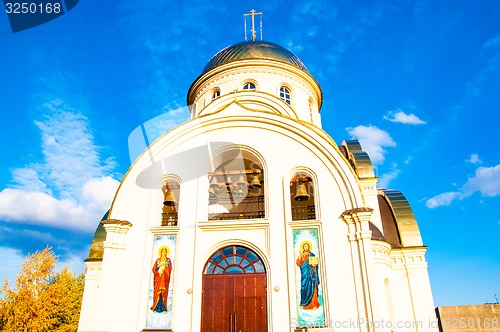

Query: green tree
[{"left": 0, "top": 247, "right": 84, "bottom": 332}]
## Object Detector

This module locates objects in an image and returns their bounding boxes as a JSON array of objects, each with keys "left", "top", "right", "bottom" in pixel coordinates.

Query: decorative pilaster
[
  {"left": 342, "top": 207, "right": 375, "bottom": 331},
  {"left": 371, "top": 240, "right": 394, "bottom": 332},
  {"left": 78, "top": 259, "right": 103, "bottom": 330},
  {"left": 99, "top": 219, "right": 133, "bottom": 331}
]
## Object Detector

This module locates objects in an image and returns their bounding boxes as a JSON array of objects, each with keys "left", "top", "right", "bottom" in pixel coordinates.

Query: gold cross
[{"left": 244, "top": 9, "right": 262, "bottom": 41}]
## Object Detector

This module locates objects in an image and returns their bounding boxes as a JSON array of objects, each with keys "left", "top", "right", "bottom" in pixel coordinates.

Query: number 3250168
[
  {"left": 5, "top": 2, "right": 61, "bottom": 14},
  {"left": 443, "top": 317, "right": 498, "bottom": 329}
]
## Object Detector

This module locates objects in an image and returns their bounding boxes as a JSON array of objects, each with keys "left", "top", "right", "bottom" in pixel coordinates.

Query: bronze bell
[
  {"left": 294, "top": 183, "right": 310, "bottom": 201},
  {"left": 237, "top": 175, "right": 247, "bottom": 186},
  {"left": 235, "top": 187, "right": 245, "bottom": 197},
  {"left": 249, "top": 174, "right": 262, "bottom": 189},
  {"left": 163, "top": 190, "right": 177, "bottom": 206},
  {"left": 210, "top": 176, "right": 219, "bottom": 189},
  {"left": 208, "top": 188, "right": 217, "bottom": 204}
]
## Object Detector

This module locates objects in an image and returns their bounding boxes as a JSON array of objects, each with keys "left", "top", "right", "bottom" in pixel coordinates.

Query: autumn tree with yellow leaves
[{"left": 0, "top": 247, "right": 84, "bottom": 332}]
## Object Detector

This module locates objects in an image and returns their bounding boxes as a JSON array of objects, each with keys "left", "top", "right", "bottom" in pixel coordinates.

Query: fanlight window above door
[{"left": 204, "top": 246, "right": 265, "bottom": 274}]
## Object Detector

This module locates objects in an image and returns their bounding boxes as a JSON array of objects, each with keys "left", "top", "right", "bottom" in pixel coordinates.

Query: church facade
[{"left": 78, "top": 39, "right": 437, "bottom": 332}]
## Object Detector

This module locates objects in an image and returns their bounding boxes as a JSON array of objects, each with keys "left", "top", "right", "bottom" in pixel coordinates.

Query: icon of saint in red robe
[{"left": 151, "top": 246, "right": 172, "bottom": 313}]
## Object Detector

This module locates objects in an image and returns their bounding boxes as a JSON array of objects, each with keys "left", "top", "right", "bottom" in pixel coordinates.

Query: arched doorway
[{"left": 201, "top": 245, "right": 267, "bottom": 332}]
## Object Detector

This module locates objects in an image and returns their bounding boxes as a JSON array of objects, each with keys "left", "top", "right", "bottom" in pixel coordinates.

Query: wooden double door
[{"left": 201, "top": 273, "right": 267, "bottom": 332}]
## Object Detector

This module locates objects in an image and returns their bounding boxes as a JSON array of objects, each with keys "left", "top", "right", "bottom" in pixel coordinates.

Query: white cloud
[
  {"left": 426, "top": 191, "right": 460, "bottom": 208},
  {"left": 378, "top": 169, "right": 401, "bottom": 189},
  {"left": 0, "top": 178, "right": 118, "bottom": 232},
  {"left": 286, "top": 40, "right": 304, "bottom": 53},
  {"left": 426, "top": 164, "right": 500, "bottom": 208},
  {"left": 468, "top": 34, "right": 500, "bottom": 97},
  {"left": 128, "top": 106, "right": 191, "bottom": 163},
  {"left": 466, "top": 153, "right": 482, "bottom": 165},
  {"left": 56, "top": 250, "right": 87, "bottom": 275},
  {"left": 384, "top": 110, "right": 426, "bottom": 124},
  {"left": 462, "top": 165, "right": 500, "bottom": 197},
  {"left": 0, "top": 101, "right": 119, "bottom": 232},
  {"left": 483, "top": 34, "right": 500, "bottom": 50},
  {"left": 17, "top": 229, "right": 57, "bottom": 243},
  {"left": 146, "top": 106, "right": 190, "bottom": 141},
  {"left": 0, "top": 189, "right": 77, "bottom": 223},
  {"left": 11, "top": 168, "right": 50, "bottom": 194},
  {"left": 33, "top": 102, "right": 116, "bottom": 200},
  {"left": 82, "top": 176, "right": 121, "bottom": 210},
  {"left": 346, "top": 125, "right": 396, "bottom": 165}
]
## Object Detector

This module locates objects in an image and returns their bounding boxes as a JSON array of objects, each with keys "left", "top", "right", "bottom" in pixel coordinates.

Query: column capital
[
  {"left": 101, "top": 219, "right": 133, "bottom": 250},
  {"left": 341, "top": 207, "right": 373, "bottom": 224},
  {"left": 101, "top": 219, "right": 133, "bottom": 234},
  {"left": 101, "top": 219, "right": 132, "bottom": 227}
]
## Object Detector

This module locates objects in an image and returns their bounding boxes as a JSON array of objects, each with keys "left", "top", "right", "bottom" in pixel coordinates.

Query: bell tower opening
[{"left": 208, "top": 149, "right": 265, "bottom": 220}]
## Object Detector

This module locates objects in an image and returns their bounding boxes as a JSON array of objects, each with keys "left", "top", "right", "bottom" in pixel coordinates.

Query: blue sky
[{"left": 0, "top": 1, "right": 498, "bottom": 306}]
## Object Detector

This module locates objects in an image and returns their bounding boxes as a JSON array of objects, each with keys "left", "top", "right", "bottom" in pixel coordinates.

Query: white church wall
[{"left": 135, "top": 113, "right": 362, "bottom": 330}]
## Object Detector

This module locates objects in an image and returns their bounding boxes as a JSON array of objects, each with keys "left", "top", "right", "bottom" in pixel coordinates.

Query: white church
[{"left": 78, "top": 13, "right": 438, "bottom": 332}]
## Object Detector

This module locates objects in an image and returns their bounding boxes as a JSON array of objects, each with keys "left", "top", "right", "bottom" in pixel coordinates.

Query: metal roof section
[
  {"left": 202, "top": 40, "right": 308, "bottom": 74},
  {"left": 377, "top": 194, "right": 403, "bottom": 248},
  {"left": 378, "top": 189, "right": 423, "bottom": 247},
  {"left": 86, "top": 210, "right": 109, "bottom": 261},
  {"left": 342, "top": 139, "right": 363, "bottom": 153},
  {"left": 369, "top": 221, "right": 386, "bottom": 242},
  {"left": 340, "top": 139, "right": 376, "bottom": 179}
]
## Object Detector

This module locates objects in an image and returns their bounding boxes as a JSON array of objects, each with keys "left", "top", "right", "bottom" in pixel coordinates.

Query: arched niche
[
  {"left": 289, "top": 170, "right": 317, "bottom": 221},
  {"left": 208, "top": 148, "right": 265, "bottom": 220},
  {"left": 161, "top": 176, "right": 181, "bottom": 226}
]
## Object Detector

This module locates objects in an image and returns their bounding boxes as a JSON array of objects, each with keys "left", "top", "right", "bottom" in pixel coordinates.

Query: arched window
[
  {"left": 243, "top": 82, "right": 256, "bottom": 90},
  {"left": 161, "top": 178, "right": 180, "bottom": 226},
  {"left": 204, "top": 246, "right": 265, "bottom": 274},
  {"left": 290, "top": 172, "right": 316, "bottom": 220},
  {"left": 208, "top": 149, "right": 265, "bottom": 220},
  {"left": 279, "top": 86, "right": 291, "bottom": 104},
  {"left": 212, "top": 88, "right": 220, "bottom": 100}
]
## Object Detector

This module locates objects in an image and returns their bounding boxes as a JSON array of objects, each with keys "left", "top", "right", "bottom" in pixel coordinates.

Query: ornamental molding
[{"left": 101, "top": 219, "right": 132, "bottom": 227}]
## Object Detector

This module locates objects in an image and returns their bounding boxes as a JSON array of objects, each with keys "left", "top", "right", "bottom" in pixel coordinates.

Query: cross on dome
[{"left": 244, "top": 9, "right": 262, "bottom": 41}]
